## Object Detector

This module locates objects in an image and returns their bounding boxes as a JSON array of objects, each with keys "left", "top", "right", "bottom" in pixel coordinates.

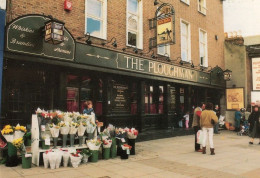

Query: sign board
[
  {"left": 157, "top": 16, "right": 173, "bottom": 45},
  {"left": 0, "top": 0, "right": 6, "bottom": 10},
  {"left": 226, "top": 88, "right": 244, "bottom": 110},
  {"left": 251, "top": 91, "right": 260, "bottom": 106},
  {"left": 252, "top": 58, "right": 260, "bottom": 90},
  {"left": 6, "top": 15, "right": 75, "bottom": 61},
  {"left": 111, "top": 82, "right": 129, "bottom": 112}
]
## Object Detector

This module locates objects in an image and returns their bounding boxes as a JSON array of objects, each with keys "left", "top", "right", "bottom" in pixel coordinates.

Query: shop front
[{"left": 2, "top": 15, "right": 226, "bottom": 132}]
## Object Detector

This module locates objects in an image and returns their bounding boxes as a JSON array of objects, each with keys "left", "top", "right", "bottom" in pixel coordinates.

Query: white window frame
[
  {"left": 180, "top": 19, "right": 191, "bottom": 63},
  {"left": 199, "top": 28, "right": 208, "bottom": 67},
  {"left": 157, "top": 45, "right": 170, "bottom": 57},
  {"left": 85, "top": 0, "right": 107, "bottom": 40},
  {"left": 126, "top": 0, "right": 143, "bottom": 49},
  {"left": 180, "top": 0, "right": 190, "bottom": 6},
  {"left": 198, "top": 0, "right": 206, "bottom": 15}
]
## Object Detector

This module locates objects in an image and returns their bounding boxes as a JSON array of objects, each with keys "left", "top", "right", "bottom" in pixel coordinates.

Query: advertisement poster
[
  {"left": 251, "top": 91, "right": 260, "bottom": 106},
  {"left": 252, "top": 58, "right": 260, "bottom": 90},
  {"left": 226, "top": 88, "right": 244, "bottom": 110}
]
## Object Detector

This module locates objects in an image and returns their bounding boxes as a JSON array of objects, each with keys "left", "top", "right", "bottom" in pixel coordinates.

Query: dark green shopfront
[{"left": 1, "top": 15, "right": 226, "bottom": 132}]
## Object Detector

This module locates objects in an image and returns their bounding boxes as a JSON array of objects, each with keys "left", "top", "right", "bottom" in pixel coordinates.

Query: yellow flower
[{"left": 15, "top": 125, "right": 21, "bottom": 130}]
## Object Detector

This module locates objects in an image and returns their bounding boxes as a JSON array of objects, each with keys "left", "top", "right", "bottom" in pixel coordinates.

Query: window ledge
[
  {"left": 86, "top": 33, "right": 107, "bottom": 41},
  {"left": 198, "top": 10, "right": 206, "bottom": 16},
  {"left": 126, "top": 44, "right": 143, "bottom": 50},
  {"left": 180, "top": 0, "right": 190, "bottom": 6}
]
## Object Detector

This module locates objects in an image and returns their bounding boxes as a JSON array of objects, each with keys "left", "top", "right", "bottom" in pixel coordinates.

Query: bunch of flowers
[
  {"left": 70, "top": 150, "right": 82, "bottom": 168},
  {"left": 49, "top": 123, "right": 60, "bottom": 138},
  {"left": 59, "top": 121, "right": 70, "bottom": 135},
  {"left": 115, "top": 128, "right": 126, "bottom": 138},
  {"left": 86, "top": 120, "right": 96, "bottom": 134},
  {"left": 121, "top": 144, "right": 132, "bottom": 150},
  {"left": 15, "top": 125, "right": 27, "bottom": 133},
  {"left": 80, "top": 148, "right": 92, "bottom": 157},
  {"left": 1, "top": 125, "right": 14, "bottom": 135},
  {"left": 12, "top": 137, "right": 25, "bottom": 153},
  {"left": 125, "top": 128, "right": 139, "bottom": 139},
  {"left": 78, "top": 121, "right": 87, "bottom": 136},
  {"left": 102, "top": 138, "right": 112, "bottom": 148},
  {"left": 87, "top": 139, "right": 102, "bottom": 150},
  {"left": 14, "top": 124, "right": 27, "bottom": 140},
  {"left": 69, "top": 122, "right": 79, "bottom": 135},
  {"left": 107, "top": 124, "right": 115, "bottom": 137}
]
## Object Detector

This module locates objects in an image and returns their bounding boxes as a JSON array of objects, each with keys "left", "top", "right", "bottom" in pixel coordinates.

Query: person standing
[
  {"left": 200, "top": 102, "right": 218, "bottom": 155},
  {"left": 83, "top": 100, "right": 97, "bottom": 139},
  {"left": 248, "top": 106, "right": 260, "bottom": 144},
  {"left": 183, "top": 111, "right": 190, "bottom": 129},
  {"left": 235, "top": 108, "right": 242, "bottom": 132},
  {"left": 213, "top": 105, "right": 220, "bottom": 134},
  {"left": 192, "top": 103, "right": 205, "bottom": 152}
]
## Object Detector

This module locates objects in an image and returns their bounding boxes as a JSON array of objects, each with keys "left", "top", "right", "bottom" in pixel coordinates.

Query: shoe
[
  {"left": 202, "top": 147, "right": 206, "bottom": 154},
  {"left": 196, "top": 149, "right": 203, "bottom": 152},
  {"left": 210, "top": 148, "right": 215, "bottom": 155},
  {"left": 249, "top": 142, "right": 253, "bottom": 144}
]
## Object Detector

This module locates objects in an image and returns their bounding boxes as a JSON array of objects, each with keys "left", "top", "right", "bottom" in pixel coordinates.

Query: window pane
[
  {"left": 128, "top": 31, "right": 137, "bottom": 46},
  {"left": 87, "top": 0, "right": 102, "bottom": 18},
  {"left": 181, "top": 23, "right": 187, "bottom": 35},
  {"left": 128, "top": 15, "right": 138, "bottom": 31},
  {"left": 128, "top": 0, "right": 138, "bottom": 14},
  {"left": 182, "top": 51, "right": 187, "bottom": 61},
  {"left": 87, "top": 17, "right": 102, "bottom": 36},
  {"left": 158, "top": 45, "right": 165, "bottom": 55}
]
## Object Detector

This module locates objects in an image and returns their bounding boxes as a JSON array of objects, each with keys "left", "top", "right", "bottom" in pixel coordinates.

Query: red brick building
[{"left": 2, "top": 0, "right": 226, "bottom": 131}]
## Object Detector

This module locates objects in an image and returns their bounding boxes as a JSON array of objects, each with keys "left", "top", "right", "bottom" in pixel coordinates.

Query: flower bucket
[
  {"left": 22, "top": 154, "right": 32, "bottom": 169},
  {"left": 7, "top": 142, "right": 17, "bottom": 157},
  {"left": 116, "top": 139, "right": 123, "bottom": 156},
  {"left": 103, "top": 148, "right": 110, "bottom": 160},
  {"left": 62, "top": 134, "right": 68, "bottom": 148},
  {"left": 78, "top": 136, "right": 83, "bottom": 147},
  {"left": 87, "top": 133, "right": 94, "bottom": 140},
  {"left": 90, "top": 150, "right": 99, "bottom": 162},
  {"left": 70, "top": 134, "right": 75, "bottom": 147},
  {"left": 128, "top": 139, "right": 136, "bottom": 155},
  {"left": 41, "top": 141, "right": 50, "bottom": 150},
  {"left": 62, "top": 152, "right": 70, "bottom": 167},
  {"left": 110, "top": 138, "right": 117, "bottom": 158},
  {"left": 70, "top": 154, "right": 82, "bottom": 168},
  {"left": 25, "top": 139, "right": 31, "bottom": 146},
  {"left": 120, "top": 150, "right": 128, "bottom": 159},
  {"left": 53, "top": 137, "right": 58, "bottom": 149}
]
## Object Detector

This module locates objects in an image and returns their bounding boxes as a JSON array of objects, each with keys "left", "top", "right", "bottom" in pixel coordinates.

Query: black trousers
[{"left": 194, "top": 126, "right": 201, "bottom": 151}]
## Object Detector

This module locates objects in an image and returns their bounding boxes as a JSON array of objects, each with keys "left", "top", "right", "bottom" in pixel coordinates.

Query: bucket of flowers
[
  {"left": 121, "top": 144, "right": 132, "bottom": 159},
  {"left": 59, "top": 121, "right": 70, "bottom": 147},
  {"left": 125, "top": 128, "right": 138, "bottom": 155},
  {"left": 86, "top": 120, "right": 96, "bottom": 140},
  {"left": 77, "top": 121, "right": 87, "bottom": 146},
  {"left": 87, "top": 139, "right": 102, "bottom": 162},
  {"left": 102, "top": 138, "right": 112, "bottom": 160},
  {"left": 80, "top": 148, "right": 92, "bottom": 163},
  {"left": 70, "top": 150, "right": 82, "bottom": 168},
  {"left": 13, "top": 137, "right": 32, "bottom": 169},
  {"left": 49, "top": 123, "right": 60, "bottom": 149},
  {"left": 115, "top": 128, "right": 126, "bottom": 156},
  {"left": 69, "top": 122, "right": 79, "bottom": 147}
]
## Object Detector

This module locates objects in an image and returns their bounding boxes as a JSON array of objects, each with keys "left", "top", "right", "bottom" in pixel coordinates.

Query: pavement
[{"left": 1, "top": 130, "right": 260, "bottom": 178}]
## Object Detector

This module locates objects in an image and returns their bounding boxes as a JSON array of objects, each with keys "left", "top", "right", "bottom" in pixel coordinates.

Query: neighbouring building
[{"left": 1, "top": 0, "right": 226, "bottom": 132}]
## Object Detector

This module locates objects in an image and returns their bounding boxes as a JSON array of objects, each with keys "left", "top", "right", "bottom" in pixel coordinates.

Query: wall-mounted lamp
[
  {"left": 44, "top": 16, "right": 65, "bottom": 45},
  {"left": 151, "top": 51, "right": 156, "bottom": 59},
  {"left": 122, "top": 46, "right": 139, "bottom": 54},
  {"left": 191, "top": 60, "right": 195, "bottom": 68},
  {"left": 223, "top": 69, "right": 232, "bottom": 81},
  {"left": 215, "top": 35, "right": 218, "bottom": 41},
  {"left": 101, "top": 37, "right": 117, "bottom": 48},
  {"left": 77, "top": 32, "right": 92, "bottom": 45},
  {"left": 154, "top": 0, "right": 160, "bottom": 6}
]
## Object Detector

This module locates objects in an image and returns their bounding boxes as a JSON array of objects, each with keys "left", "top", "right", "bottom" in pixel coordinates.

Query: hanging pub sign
[
  {"left": 45, "top": 19, "right": 65, "bottom": 44},
  {"left": 157, "top": 16, "right": 173, "bottom": 45}
]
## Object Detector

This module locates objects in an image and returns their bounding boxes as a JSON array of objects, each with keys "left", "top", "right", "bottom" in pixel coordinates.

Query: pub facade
[{"left": 1, "top": 0, "right": 226, "bottom": 132}]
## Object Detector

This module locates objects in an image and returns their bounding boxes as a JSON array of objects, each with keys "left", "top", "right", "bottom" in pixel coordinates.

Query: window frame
[
  {"left": 180, "top": 19, "right": 191, "bottom": 63},
  {"left": 180, "top": 0, "right": 190, "bottom": 6},
  {"left": 199, "top": 28, "right": 208, "bottom": 67},
  {"left": 126, "top": 0, "right": 143, "bottom": 49},
  {"left": 198, "top": 0, "right": 207, "bottom": 15},
  {"left": 85, "top": 0, "right": 107, "bottom": 40}
]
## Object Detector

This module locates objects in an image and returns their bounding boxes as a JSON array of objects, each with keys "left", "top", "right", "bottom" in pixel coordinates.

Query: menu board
[
  {"left": 170, "top": 87, "right": 176, "bottom": 110},
  {"left": 252, "top": 58, "right": 260, "bottom": 90},
  {"left": 111, "top": 83, "right": 129, "bottom": 112}
]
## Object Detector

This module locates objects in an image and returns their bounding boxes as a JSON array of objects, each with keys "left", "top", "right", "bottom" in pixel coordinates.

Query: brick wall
[{"left": 6, "top": 0, "right": 225, "bottom": 69}]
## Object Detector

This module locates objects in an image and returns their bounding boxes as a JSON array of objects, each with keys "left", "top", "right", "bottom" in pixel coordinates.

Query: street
[{"left": 1, "top": 130, "right": 260, "bottom": 178}]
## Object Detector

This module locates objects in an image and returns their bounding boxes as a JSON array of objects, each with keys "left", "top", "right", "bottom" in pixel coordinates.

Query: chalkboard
[
  {"left": 170, "top": 87, "right": 176, "bottom": 110},
  {"left": 111, "top": 82, "right": 130, "bottom": 112}
]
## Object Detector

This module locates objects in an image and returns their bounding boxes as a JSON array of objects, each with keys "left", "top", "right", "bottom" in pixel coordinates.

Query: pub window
[
  {"left": 95, "top": 79, "right": 103, "bottom": 115},
  {"left": 126, "top": 0, "right": 143, "bottom": 49},
  {"left": 145, "top": 85, "right": 157, "bottom": 114},
  {"left": 66, "top": 75, "right": 79, "bottom": 112},
  {"left": 85, "top": 0, "right": 107, "bottom": 39},
  {"left": 159, "top": 86, "right": 164, "bottom": 114},
  {"left": 80, "top": 76, "right": 93, "bottom": 112},
  {"left": 131, "top": 83, "right": 137, "bottom": 114},
  {"left": 198, "top": 0, "right": 206, "bottom": 15},
  {"left": 157, "top": 44, "right": 170, "bottom": 56},
  {"left": 199, "top": 28, "right": 208, "bottom": 67},
  {"left": 8, "top": 89, "right": 24, "bottom": 112},
  {"left": 180, "top": 19, "right": 191, "bottom": 62}
]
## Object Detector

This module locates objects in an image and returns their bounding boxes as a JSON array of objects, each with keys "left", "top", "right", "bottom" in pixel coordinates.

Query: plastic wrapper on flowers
[
  {"left": 125, "top": 128, "right": 139, "bottom": 139},
  {"left": 63, "top": 112, "right": 73, "bottom": 123},
  {"left": 69, "top": 122, "right": 79, "bottom": 135},
  {"left": 102, "top": 139, "right": 112, "bottom": 148},
  {"left": 87, "top": 139, "right": 102, "bottom": 150},
  {"left": 107, "top": 124, "right": 115, "bottom": 137},
  {"left": 86, "top": 121, "right": 96, "bottom": 134},
  {"left": 47, "top": 151, "right": 57, "bottom": 169},
  {"left": 78, "top": 122, "right": 87, "bottom": 136},
  {"left": 70, "top": 153, "right": 82, "bottom": 168},
  {"left": 62, "top": 150, "right": 70, "bottom": 167},
  {"left": 43, "top": 152, "right": 49, "bottom": 168},
  {"left": 59, "top": 122, "right": 70, "bottom": 135},
  {"left": 1, "top": 125, "right": 14, "bottom": 142},
  {"left": 55, "top": 150, "right": 63, "bottom": 169},
  {"left": 14, "top": 124, "right": 27, "bottom": 140},
  {"left": 49, "top": 124, "right": 60, "bottom": 138}
]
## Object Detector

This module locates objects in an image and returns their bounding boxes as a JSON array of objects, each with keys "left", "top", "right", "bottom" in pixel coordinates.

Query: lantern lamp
[
  {"left": 45, "top": 18, "right": 65, "bottom": 45},
  {"left": 223, "top": 69, "right": 232, "bottom": 81}
]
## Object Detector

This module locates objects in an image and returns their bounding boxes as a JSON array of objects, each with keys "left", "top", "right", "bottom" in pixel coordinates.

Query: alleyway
[{"left": 1, "top": 130, "right": 260, "bottom": 178}]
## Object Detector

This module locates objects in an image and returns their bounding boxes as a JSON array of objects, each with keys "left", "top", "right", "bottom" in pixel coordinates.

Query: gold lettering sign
[{"left": 157, "top": 16, "right": 173, "bottom": 45}]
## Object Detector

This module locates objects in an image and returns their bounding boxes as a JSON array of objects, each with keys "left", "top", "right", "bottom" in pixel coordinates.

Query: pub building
[{"left": 1, "top": 1, "right": 226, "bottom": 134}]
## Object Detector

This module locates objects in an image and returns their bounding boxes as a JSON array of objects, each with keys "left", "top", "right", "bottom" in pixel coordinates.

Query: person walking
[
  {"left": 200, "top": 102, "right": 218, "bottom": 155},
  {"left": 235, "top": 108, "right": 242, "bottom": 132},
  {"left": 192, "top": 103, "right": 205, "bottom": 152},
  {"left": 213, "top": 105, "right": 220, "bottom": 134},
  {"left": 248, "top": 106, "right": 260, "bottom": 144}
]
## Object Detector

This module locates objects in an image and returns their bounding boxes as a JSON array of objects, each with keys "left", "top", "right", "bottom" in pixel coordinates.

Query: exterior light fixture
[
  {"left": 179, "top": 60, "right": 184, "bottom": 65},
  {"left": 133, "top": 48, "right": 138, "bottom": 54},
  {"left": 190, "top": 60, "right": 195, "bottom": 68},
  {"left": 154, "top": 0, "right": 159, "bottom": 6},
  {"left": 44, "top": 16, "right": 65, "bottom": 44},
  {"left": 101, "top": 37, "right": 117, "bottom": 48},
  {"left": 163, "top": 53, "right": 171, "bottom": 62},
  {"left": 76, "top": 32, "right": 92, "bottom": 45},
  {"left": 151, "top": 51, "right": 156, "bottom": 59},
  {"left": 122, "top": 46, "right": 138, "bottom": 54},
  {"left": 223, "top": 69, "right": 232, "bottom": 81},
  {"left": 207, "top": 66, "right": 213, "bottom": 72}
]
